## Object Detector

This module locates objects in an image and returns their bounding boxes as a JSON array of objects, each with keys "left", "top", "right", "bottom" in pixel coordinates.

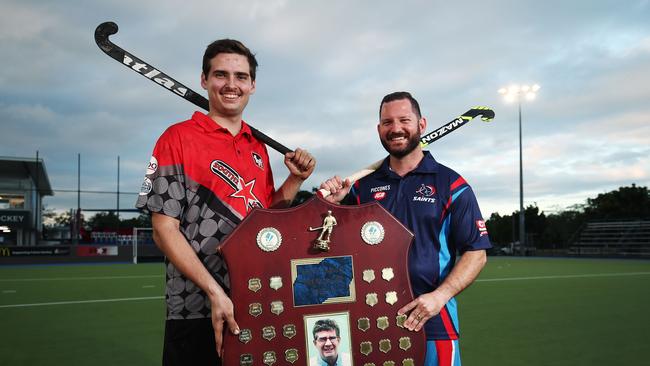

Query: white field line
[
  {"left": 0, "top": 296, "right": 164, "bottom": 309},
  {"left": 476, "top": 271, "right": 650, "bottom": 282},
  {"left": 1, "top": 271, "right": 649, "bottom": 309},
  {"left": 0, "top": 275, "right": 162, "bottom": 282}
]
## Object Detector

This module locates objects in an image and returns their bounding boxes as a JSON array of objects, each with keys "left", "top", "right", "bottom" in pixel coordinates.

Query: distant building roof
[{"left": 0, "top": 156, "right": 54, "bottom": 196}]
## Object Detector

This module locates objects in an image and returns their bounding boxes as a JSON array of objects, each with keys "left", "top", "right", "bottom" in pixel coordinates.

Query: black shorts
[{"left": 163, "top": 318, "right": 221, "bottom": 366}]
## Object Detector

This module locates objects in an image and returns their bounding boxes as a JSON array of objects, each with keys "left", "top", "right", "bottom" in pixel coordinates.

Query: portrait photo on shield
[{"left": 304, "top": 312, "right": 353, "bottom": 366}]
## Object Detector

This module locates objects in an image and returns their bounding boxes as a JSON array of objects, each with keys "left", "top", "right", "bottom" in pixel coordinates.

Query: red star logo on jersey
[{"left": 230, "top": 177, "right": 262, "bottom": 211}]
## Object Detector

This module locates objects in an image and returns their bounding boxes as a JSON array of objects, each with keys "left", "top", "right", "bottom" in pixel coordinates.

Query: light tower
[{"left": 498, "top": 84, "right": 540, "bottom": 255}]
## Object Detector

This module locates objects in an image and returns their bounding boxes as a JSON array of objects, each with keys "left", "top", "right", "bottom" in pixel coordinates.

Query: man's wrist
[
  {"left": 288, "top": 173, "right": 307, "bottom": 183},
  {"left": 206, "top": 281, "right": 224, "bottom": 299},
  {"left": 429, "top": 288, "right": 452, "bottom": 306}
]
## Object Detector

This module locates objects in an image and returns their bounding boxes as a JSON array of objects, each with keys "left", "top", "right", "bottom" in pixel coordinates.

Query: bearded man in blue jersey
[{"left": 320, "top": 91, "right": 491, "bottom": 366}]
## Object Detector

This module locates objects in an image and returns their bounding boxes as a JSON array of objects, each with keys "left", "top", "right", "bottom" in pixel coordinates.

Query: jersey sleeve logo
[
  {"left": 139, "top": 177, "right": 152, "bottom": 195},
  {"left": 476, "top": 220, "right": 489, "bottom": 236},
  {"left": 210, "top": 160, "right": 262, "bottom": 212},
  {"left": 146, "top": 156, "right": 158, "bottom": 175}
]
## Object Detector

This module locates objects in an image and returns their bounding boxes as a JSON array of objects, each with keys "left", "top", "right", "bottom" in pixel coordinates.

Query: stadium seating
[{"left": 570, "top": 220, "right": 650, "bottom": 257}]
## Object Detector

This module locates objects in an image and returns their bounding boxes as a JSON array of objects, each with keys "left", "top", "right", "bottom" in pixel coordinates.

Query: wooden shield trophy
[{"left": 220, "top": 196, "right": 426, "bottom": 366}]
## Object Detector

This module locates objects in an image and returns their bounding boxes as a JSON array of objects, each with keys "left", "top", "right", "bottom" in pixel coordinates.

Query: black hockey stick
[
  {"left": 318, "top": 106, "right": 495, "bottom": 197},
  {"left": 94, "top": 21, "right": 291, "bottom": 155},
  {"left": 420, "top": 106, "right": 494, "bottom": 147}
]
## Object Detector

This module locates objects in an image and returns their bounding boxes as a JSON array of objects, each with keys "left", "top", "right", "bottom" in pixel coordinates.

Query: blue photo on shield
[{"left": 292, "top": 256, "right": 355, "bottom": 306}]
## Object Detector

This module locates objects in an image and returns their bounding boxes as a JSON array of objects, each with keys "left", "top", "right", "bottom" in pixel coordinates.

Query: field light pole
[{"left": 498, "top": 84, "right": 540, "bottom": 255}]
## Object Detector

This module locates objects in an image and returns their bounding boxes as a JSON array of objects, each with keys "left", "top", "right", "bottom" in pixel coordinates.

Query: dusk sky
[{"left": 1, "top": 0, "right": 649, "bottom": 219}]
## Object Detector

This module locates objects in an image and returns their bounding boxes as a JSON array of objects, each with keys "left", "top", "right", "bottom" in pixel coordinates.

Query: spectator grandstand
[{"left": 570, "top": 220, "right": 650, "bottom": 257}]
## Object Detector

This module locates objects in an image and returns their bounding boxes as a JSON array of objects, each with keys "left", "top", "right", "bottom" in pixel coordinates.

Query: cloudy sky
[{"left": 1, "top": 0, "right": 649, "bottom": 219}]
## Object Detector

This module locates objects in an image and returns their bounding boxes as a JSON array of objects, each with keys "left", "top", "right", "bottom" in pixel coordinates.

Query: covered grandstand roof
[{"left": 0, "top": 156, "right": 54, "bottom": 196}]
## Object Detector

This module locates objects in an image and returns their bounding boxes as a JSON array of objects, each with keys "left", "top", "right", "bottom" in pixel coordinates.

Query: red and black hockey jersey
[{"left": 136, "top": 111, "right": 275, "bottom": 320}]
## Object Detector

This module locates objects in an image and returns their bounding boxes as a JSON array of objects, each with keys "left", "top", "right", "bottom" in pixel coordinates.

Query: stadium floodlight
[{"left": 498, "top": 83, "right": 540, "bottom": 255}]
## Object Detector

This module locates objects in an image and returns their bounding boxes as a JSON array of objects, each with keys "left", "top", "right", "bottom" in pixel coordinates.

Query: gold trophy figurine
[{"left": 309, "top": 210, "right": 337, "bottom": 251}]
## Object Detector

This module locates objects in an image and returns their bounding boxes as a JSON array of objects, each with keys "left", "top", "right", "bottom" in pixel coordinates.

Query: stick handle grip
[{"left": 249, "top": 127, "right": 292, "bottom": 155}]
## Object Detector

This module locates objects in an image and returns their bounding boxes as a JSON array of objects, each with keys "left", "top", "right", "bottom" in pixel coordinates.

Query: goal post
[{"left": 132, "top": 227, "right": 154, "bottom": 264}]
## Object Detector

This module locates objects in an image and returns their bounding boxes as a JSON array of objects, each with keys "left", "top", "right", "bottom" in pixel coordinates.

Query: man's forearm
[
  {"left": 270, "top": 175, "right": 305, "bottom": 208},
  {"left": 152, "top": 213, "right": 225, "bottom": 298},
  {"left": 431, "top": 249, "right": 487, "bottom": 303}
]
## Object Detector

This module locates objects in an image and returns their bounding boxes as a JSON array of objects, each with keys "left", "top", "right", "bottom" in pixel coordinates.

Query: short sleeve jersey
[
  {"left": 135, "top": 111, "right": 275, "bottom": 320},
  {"left": 346, "top": 151, "right": 491, "bottom": 340}
]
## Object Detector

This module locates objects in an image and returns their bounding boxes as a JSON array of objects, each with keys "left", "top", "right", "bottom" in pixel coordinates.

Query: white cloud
[
  {"left": 0, "top": 1, "right": 57, "bottom": 41},
  {"left": 0, "top": 0, "right": 648, "bottom": 217}
]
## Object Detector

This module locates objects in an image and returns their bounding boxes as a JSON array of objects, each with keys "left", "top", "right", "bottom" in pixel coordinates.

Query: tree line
[
  {"left": 486, "top": 184, "right": 650, "bottom": 249},
  {"left": 44, "top": 184, "right": 648, "bottom": 250},
  {"left": 291, "top": 184, "right": 650, "bottom": 250}
]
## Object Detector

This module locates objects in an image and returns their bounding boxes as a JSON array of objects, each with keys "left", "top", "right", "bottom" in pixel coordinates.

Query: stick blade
[
  {"left": 465, "top": 106, "right": 495, "bottom": 122},
  {"left": 95, "top": 21, "right": 119, "bottom": 51}
]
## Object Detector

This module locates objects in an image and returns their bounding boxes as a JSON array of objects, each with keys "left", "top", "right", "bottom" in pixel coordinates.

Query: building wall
[{"left": 0, "top": 177, "right": 41, "bottom": 246}]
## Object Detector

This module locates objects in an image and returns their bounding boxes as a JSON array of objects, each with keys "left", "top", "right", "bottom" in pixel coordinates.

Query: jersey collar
[
  {"left": 192, "top": 111, "right": 253, "bottom": 138},
  {"left": 377, "top": 151, "right": 439, "bottom": 178},
  {"left": 412, "top": 151, "right": 439, "bottom": 173}
]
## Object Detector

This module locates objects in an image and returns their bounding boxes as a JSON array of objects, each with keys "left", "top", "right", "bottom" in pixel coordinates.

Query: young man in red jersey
[{"left": 136, "top": 39, "right": 315, "bottom": 365}]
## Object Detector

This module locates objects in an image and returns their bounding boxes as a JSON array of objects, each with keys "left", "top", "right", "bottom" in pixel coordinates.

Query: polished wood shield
[{"left": 220, "top": 196, "right": 425, "bottom": 366}]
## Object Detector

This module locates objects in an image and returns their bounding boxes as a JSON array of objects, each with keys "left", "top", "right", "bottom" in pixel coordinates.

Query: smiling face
[
  {"left": 201, "top": 52, "right": 256, "bottom": 121},
  {"left": 378, "top": 98, "right": 426, "bottom": 158},
  {"left": 313, "top": 329, "right": 340, "bottom": 363}
]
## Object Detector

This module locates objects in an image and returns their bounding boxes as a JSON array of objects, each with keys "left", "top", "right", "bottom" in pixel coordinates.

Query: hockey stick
[
  {"left": 318, "top": 107, "right": 495, "bottom": 197},
  {"left": 94, "top": 21, "right": 291, "bottom": 155}
]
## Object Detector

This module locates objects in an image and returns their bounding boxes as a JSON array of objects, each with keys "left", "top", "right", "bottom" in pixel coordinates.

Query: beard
[{"left": 380, "top": 128, "right": 421, "bottom": 158}]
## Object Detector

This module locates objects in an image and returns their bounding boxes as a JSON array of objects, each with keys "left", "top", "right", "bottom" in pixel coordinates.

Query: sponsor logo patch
[
  {"left": 476, "top": 220, "right": 489, "bottom": 236},
  {"left": 211, "top": 160, "right": 240, "bottom": 189},
  {"left": 373, "top": 191, "right": 386, "bottom": 200},
  {"left": 370, "top": 185, "right": 391, "bottom": 193},
  {"left": 139, "top": 177, "right": 152, "bottom": 195},
  {"left": 146, "top": 156, "right": 158, "bottom": 175}
]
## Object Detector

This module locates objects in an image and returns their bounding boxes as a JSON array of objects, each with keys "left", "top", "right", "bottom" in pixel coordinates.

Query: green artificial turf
[{"left": 1, "top": 258, "right": 649, "bottom": 365}]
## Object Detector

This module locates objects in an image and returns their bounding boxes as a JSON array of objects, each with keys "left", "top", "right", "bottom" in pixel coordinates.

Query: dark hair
[
  {"left": 379, "top": 91, "right": 422, "bottom": 120},
  {"left": 312, "top": 319, "right": 340, "bottom": 340},
  {"left": 202, "top": 39, "right": 258, "bottom": 81}
]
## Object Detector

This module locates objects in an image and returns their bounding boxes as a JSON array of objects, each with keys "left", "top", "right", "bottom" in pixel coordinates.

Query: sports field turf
[{"left": 1, "top": 257, "right": 649, "bottom": 365}]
